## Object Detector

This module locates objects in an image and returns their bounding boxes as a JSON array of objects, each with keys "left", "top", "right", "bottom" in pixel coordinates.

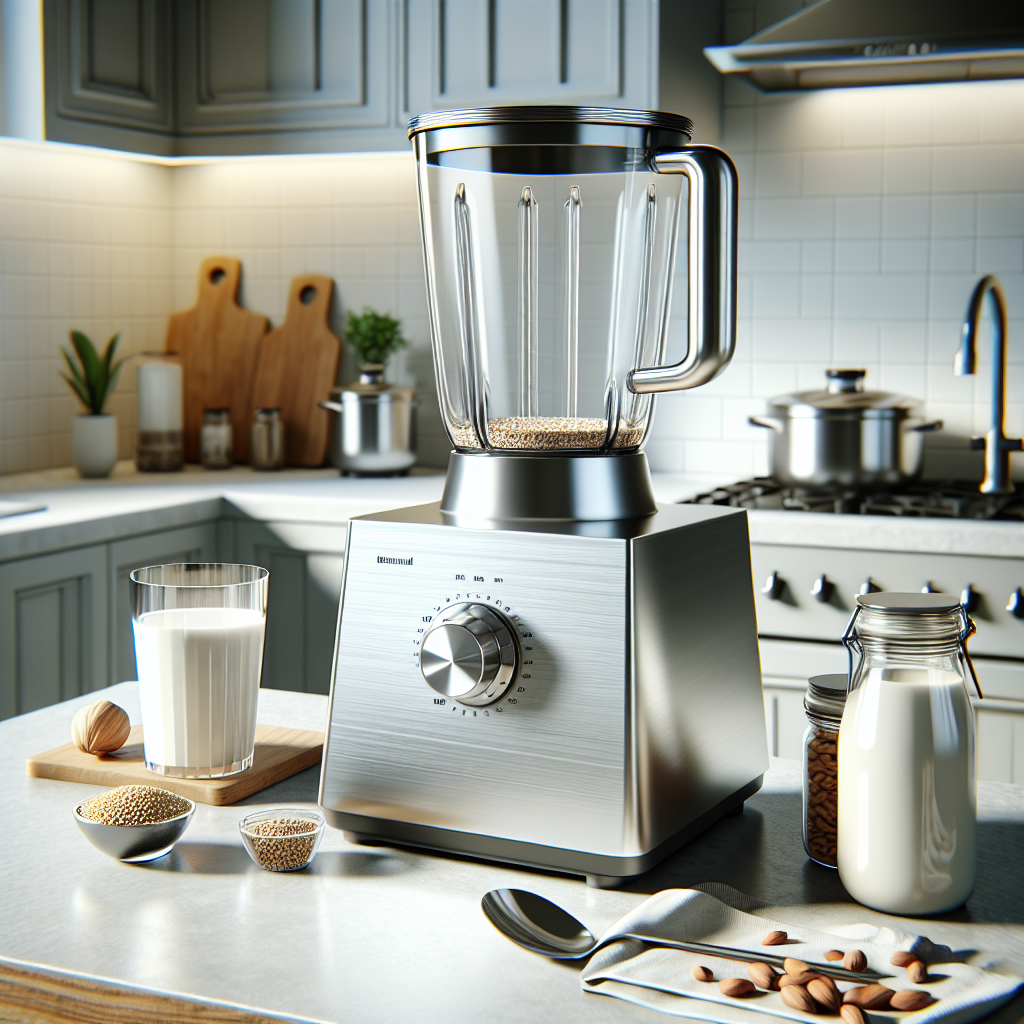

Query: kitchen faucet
[{"left": 954, "top": 275, "right": 1022, "bottom": 494}]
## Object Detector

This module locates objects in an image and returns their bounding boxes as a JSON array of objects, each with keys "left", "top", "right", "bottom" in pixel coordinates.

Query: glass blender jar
[{"left": 408, "top": 106, "right": 738, "bottom": 520}]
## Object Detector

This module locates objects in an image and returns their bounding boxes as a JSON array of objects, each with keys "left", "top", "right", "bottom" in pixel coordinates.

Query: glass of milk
[
  {"left": 837, "top": 592, "right": 982, "bottom": 915},
  {"left": 130, "top": 563, "right": 269, "bottom": 778}
]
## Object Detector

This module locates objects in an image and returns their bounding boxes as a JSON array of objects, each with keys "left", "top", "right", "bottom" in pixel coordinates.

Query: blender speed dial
[{"left": 420, "top": 603, "right": 518, "bottom": 706}]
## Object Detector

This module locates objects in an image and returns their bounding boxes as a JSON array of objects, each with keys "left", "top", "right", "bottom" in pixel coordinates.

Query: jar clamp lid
[{"left": 805, "top": 673, "right": 848, "bottom": 722}]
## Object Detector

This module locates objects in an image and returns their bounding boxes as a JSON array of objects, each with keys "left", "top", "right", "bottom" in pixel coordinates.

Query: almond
[
  {"left": 908, "top": 960, "right": 929, "bottom": 984},
  {"left": 719, "top": 978, "right": 755, "bottom": 998},
  {"left": 784, "top": 957, "right": 811, "bottom": 975},
  {"left": 761, "top": 929, "right": 788, "bottom": 946},
  {"left": 780, "top": 985, "right": 816, "bottom": 1013},
  {"left": 890, "top": 951, "right": 921, "bottom": 968},
  {"left": 843, "top": 984, "right": 894, "bottom": 1009},
  {"left": 748, "top": 962, "right": 779, "bottom": 990},
  {"left": 780, "top": 971, "right": 824, "bottom": 988},
  {"left": 808, "top": 978, "right": 841, "bottom": 1014},
  {"left": 692, "top": 965, "right": 713, "bottom": 982},
  {"left": 824, "top": 949, "right": 845, "bottom": 961},
  {"left": 843, "top": 949, "right": 867, "bottom": 972},
  {"left": 840, "top": 1006, "right": 867, "bottom": 1024},
  {"left": 891, "top": 989, "right": 935, "bottom": 1011}
]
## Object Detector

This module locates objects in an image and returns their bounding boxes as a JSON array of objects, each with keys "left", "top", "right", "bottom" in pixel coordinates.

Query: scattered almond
[
  {"left": 843, "top": 949, "right": 868, "bottom": 972},
  {"left": 808, "top": 978, "right": 841, "bottom": 1014},
  {"left": 890, "top": 951, "right": 920, "bottom": 968},
  {"left": 908, "top": 960, "right": 929, "bottom": 984},
  {"left": 748, "top": 962, "right": 779, "bottom": 990},
  {"left": 784, "top": 957, "right": 811, "bottom": 975},
  {"left": 761, "top": 929, "right": 788, "bottom": 946},
  {"left": 891, "top": 989, "right": 935, "bottom": 1011},
  {"left": 843, "top": 984, "right": 894, "bottom": 1009},
  {"left": 780, "top": 970, "right": 824, "bottom": 988},
  {"left": 692, "top": 965, "right": 713, "bottom": 982},
  {"left": 840, "top": 1006, "right": 867, "bottom": 1024},
  {"left": 824, "top": 949, "right": 844, "bottom": 961},
  {"left": 780, "top": 985, "right": 816, "bottom": 1013},
  {"left": 719, "top": 978, "right": 755, "bottom": 998}
]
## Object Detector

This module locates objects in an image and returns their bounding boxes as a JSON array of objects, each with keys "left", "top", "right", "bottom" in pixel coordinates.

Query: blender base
[{"left": 441, "top": 451, "right": 658, "bottom": 522}]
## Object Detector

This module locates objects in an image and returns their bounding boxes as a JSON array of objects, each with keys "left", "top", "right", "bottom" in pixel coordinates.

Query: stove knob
[
  {"left": 960, "top": 584, "right": 980, "bottom": 614},
  {"left": 860, "top": 578, "right": 881, "bottom": 595},
  {"left": 420, "top": 602, "right": 519, "bottom": 707},
  {"left": 761, "top": 571, "right": 785, "bottom": 600},
  {"left": 921, "top": 582, "right": 938, "bottom": 594},
  {"left": 1008, "top": 588, "right": 1024, "bottom": 619},
  {"left": 811, "top": 574, "right": 834, "bottom": 603}
]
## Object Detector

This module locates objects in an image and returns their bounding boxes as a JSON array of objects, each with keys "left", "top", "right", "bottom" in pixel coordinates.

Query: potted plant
[
  {"left": 320, "top": 308, "right": 416, "bottom": 476},
  {"left": 60, "top": 330, "right": 125, "bottom": 478}
]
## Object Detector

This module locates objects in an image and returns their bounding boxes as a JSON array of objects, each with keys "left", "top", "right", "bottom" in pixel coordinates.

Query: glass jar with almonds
[{"left": 802, "top": 673, "right": 847, "bottom": 868}]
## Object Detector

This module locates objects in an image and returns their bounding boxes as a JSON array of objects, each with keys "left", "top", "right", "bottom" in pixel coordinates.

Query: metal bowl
[{"left": 73, "top": 799, "right": 195, "bottom": 863}]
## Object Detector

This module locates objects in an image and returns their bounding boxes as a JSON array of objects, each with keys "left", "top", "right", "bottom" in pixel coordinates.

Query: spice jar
[
  {"left": 838, "top": 592, "right": 982, "bottom": 915},
  {"left": 200, "top": 409, "right": 233, "bottom": 468},
  {"left": 136, "top": 353, "right": 184, "bottom": 472},
  {"left": 802, "top": 673, "right": 846, "bottom": 868},
  {"left": 250, "top": 408, "right": 284, "bottom": 470}
]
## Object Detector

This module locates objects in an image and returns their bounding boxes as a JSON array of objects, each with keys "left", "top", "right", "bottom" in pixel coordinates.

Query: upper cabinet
[{"left": 41, "top": 0, "right": 719, "bottom": 156}]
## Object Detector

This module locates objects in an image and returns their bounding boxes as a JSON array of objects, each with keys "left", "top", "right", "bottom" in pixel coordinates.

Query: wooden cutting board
[
  {"left": 165, "top": 257, "right": 268, "bottom": 464},
  {"left": 250, "top": 275, "right": 341, "bottom": 467},
  {"left": 26, "top": 724, "right": 323, "bottom": 806}
]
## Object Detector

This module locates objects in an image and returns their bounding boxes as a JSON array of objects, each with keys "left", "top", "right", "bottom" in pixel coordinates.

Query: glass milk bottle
[{"left": 837, "top": 593, "right": 982, "bottom": 915}]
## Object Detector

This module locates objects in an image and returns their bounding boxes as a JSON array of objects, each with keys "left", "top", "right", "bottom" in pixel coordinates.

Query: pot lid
[{"left": 768, "top": 368, "right": 922, "bottom": 416}]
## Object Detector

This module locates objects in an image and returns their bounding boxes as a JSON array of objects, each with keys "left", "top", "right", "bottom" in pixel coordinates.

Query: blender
[{"left": 319, "top": 107, "right": 768, "bottom": 887}]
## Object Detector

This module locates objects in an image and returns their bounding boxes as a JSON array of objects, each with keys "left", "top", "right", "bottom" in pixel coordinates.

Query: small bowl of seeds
[
  {"left": 238, "top": 809, "right": 325, "bottom": 872},
  {"left": 74, "top": 785, "right": 195, "bottom": 863}
]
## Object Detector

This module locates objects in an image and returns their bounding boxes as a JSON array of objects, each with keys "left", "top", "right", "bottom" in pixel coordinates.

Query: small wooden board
[
  {"left": 26, "top": 724, "right": 323, "bottom": 806},
  {"left": 166, "top": 256, "right": 268, "bottom": 464},
  {"left": 250, "top": 275, "right": 341, "bottom": 467}
]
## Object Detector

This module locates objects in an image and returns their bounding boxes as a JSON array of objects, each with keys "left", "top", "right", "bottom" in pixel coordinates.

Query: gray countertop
[
  {"left": 0, "top": 464, "right": 1018, "bottom": 561},
  {"left": 2, "top": 684, "right": 1022, "bottom": 1024}
]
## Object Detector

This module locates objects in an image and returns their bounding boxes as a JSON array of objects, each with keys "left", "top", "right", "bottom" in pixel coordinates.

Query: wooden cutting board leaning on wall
[
  {"left": 250, "top": 275, "right": 341, "bottom": 467},
  {"left": 165, "top": 256, "right": 268, "bottom": 463}
]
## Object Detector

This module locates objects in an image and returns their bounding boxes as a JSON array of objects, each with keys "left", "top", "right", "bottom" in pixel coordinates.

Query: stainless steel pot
[
  {"left": 748, "top": 369, "right": 942, "bottom": 490},
  {"left": 319, "top": 369, "right": 416, "bottom": 476}
]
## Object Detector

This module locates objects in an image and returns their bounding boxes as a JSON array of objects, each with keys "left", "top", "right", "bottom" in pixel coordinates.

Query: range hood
[{"left": 704, "top": 0, "right": 1024, "bottom": 91}]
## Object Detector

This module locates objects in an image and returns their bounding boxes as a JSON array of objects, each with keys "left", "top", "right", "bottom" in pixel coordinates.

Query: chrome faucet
[{"left": 954, "top": 275, "right": 1022, "bottom": 494}]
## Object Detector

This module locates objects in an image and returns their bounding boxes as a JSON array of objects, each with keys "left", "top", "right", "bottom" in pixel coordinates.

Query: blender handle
[{"left": 628, "top": 146, "right": 738, "bottom": 394}]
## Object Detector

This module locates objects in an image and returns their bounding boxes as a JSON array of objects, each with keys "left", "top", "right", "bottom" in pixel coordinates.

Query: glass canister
[
  {"left": 802, "top": 673, "right": 847, "bottom": 868},
  {"left": 837, "top": 592, "right": 982, "bottom": 915},
  {"left": 136, "top": 353, "right": 183, "bottom": 472},
  {"left": 201, "top": 409, "right": 233, "bottom": 469},
  {"left": 251, "top": 408, "right": 284, "bottom": 470}
]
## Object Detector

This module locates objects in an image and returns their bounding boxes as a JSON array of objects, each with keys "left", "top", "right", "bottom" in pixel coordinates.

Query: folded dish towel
[{"left": 581, "top": 884, "right": 1022, "bottom": 1023}]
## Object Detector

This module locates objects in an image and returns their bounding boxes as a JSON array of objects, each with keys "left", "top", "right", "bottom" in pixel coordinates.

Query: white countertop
[
  {"left": 2, "top": 683, "right": 1023, "bottom": 1024},
  {"left": 0, "top": 462, "right": 1019, "bottom": 561}
]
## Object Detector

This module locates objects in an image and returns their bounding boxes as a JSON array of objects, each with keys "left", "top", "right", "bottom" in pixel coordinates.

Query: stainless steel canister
[
  {"left": 319, "top": 371, "right": 416, "bottom": 476},
  {"left": 251, "top": 408, "right": 284, "bottom": 470},
  {"left": 748, "top": 368, "right": 942, "bottom": 490}
]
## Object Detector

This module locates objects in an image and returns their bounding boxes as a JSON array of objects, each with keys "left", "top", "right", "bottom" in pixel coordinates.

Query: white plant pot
[{"left": 73, "top": 414, "right": 118, "bottom": 478}]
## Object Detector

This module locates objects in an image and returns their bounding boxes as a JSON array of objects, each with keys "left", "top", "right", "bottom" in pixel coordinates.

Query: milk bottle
[{"left": 837, "top": 593, "right": 980, "bottom": 915}]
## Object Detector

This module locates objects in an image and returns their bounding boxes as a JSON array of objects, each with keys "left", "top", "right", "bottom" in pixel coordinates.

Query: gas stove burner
[{"left": 685, "top": 479, "right": 1023, "bottom": 520}]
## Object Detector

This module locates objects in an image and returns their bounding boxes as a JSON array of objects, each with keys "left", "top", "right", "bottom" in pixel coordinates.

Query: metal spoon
[{"left": 481, "top": 889, "right": 889, "bottom": 983}]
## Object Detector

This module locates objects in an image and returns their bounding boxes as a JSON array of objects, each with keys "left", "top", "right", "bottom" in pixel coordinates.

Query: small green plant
[
  {"left": 60, "top": 331, "right": 125, "bottom": 415},
  {"left": 345, "top": 307, "right": 407, "bottom": 367}
]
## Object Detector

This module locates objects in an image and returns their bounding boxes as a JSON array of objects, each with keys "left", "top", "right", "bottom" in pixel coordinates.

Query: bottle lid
[{"left": 804, "top": 673, "right": 848, "bottom": 721}]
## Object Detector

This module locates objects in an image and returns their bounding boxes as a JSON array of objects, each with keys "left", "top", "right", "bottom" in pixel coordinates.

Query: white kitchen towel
[{"left": 580, "top": 884, "right": 1022, "bottom": 1023}]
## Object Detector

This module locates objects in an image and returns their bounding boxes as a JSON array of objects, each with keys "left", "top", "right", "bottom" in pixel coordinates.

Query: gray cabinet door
[
  {"left": 0, "top": 545, "right": 109, "bottom": 720},
  {"left": 235, "top": 521, "right": 347, "bottom": 694},
  {"left": 405, "top": 0, "right": 656, "bottom": 116},
  {"left": 109, "top": 523, "right": 219, "bottom": 687}
]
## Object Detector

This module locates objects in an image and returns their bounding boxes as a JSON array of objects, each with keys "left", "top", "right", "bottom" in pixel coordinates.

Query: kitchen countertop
[
  {"left": 0, "top": 462, "right": 1019, "bottom": 561},
  {"left": 2, "top": 684, "right": 1022, "bottom": 1024}
]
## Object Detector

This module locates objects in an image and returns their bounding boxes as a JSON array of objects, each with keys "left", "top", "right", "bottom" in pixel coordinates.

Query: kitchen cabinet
[
  {"left": 0, "top": 544, "right": 108, "bottom": 719},
  {"left": 108, "top": 523, "right": 219, "bottom": 687},
  {"left": 233, "top": 521, "right": 347, "bottom": 694}
]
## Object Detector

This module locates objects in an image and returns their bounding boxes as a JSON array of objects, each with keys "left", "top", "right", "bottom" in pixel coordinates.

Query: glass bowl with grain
[{"left": 238, "top": 808, "right": 325, "bottom": 872}]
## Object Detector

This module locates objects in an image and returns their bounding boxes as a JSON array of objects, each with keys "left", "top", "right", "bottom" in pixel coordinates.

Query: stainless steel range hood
[{"left": 704, "top": 0, "right": 1024, "bottom": 91}]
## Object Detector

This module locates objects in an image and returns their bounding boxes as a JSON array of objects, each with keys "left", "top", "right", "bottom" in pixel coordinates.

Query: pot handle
[
  {"left": 318, "top": 400, "right": 345, "bottom": 413},
  {"left": 748, "top": 415, "right": 784, "bottom": 432},
  {"left": 908, "top": 419, "right": 943, "bottom": 433}
]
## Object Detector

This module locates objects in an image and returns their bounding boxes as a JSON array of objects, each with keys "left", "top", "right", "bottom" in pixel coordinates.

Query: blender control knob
[
  {"left": 811, "top": 575, "right": 834, "bottom": 603},
  {"left": 1008, "top": 588, "right": 1024, "bottom": 619},
  {"left": 960, "top": 584, "right": 980, "bottom": 614},
  {"left": 420, "top": 602, "right": 519, "bottom": 707},
  {"left": 761, "top": 571, "right": 785, "bottom": 600}
]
